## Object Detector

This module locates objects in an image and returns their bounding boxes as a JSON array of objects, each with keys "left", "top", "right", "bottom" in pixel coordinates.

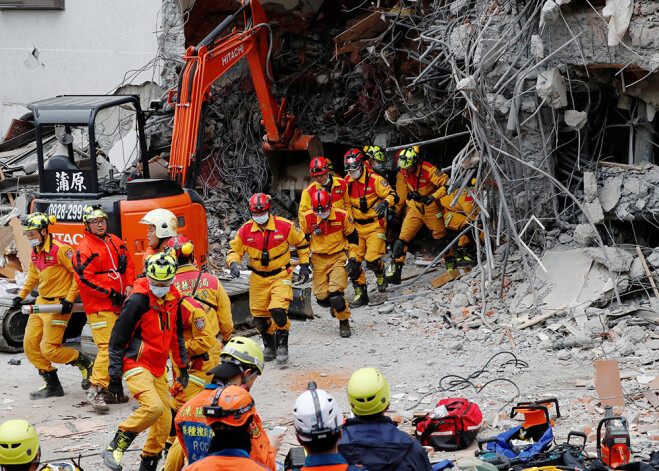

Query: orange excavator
[{"left": 0, "top": 0, "right": 320, "bottom": 350}]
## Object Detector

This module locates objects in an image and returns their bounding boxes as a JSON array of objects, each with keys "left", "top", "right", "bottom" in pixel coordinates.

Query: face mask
[
  {"left": 321, "top": 175, "right": 331, "bottom": 186},
  {"left": 348, "top": 169, "right": 362, "bottom": 180},
  {"left": 252, "top": 213, "right": 269, "bottom": 225},
  {"left": 150, "top": 285, "right": 170, "bottom": 298},
  {"left": 317, "top": 210, "right": 331, "bottom": 220},
  {"left": 29, "top": 238, "right": 41, "bottom": 247}
]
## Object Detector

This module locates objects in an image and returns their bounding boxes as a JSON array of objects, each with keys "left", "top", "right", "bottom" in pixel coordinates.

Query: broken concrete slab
[
  {"left": 583, "top": 172, "right": 598, "bottom": 203},
  {"left": 583, "top": 201, "right": 604, "bottom": 224},
  {"left": 573, "top": 224, "right": 597, "bottom": 245},
  {"left": 536, "top": 68, "right": 568, "bottom": 109},
  {"left": 583, "top": 246, "right": 634, "bottom": 272},
  {"left": 599, "top": 175, "right": 622, "bottom": 212},
  {"left": 565, "top": 109, "right": 588, "bottom": 129}
]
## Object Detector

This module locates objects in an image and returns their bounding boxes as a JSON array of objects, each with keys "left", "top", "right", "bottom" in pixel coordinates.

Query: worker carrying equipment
[
  {"left": 184, "top": 385, "right": 270, "bottom": 471},
  {"left": 300, "top": 189, "right": 359, "bottom": 338},
  {"left": 227, "top": 193, "right": 310, "bottom": 365},
  {"left": 0, "top": 419, "right": 41, "bottom": 469},
  {"left": 389, "top": 147, "right": 450, "bottom": 284},
  {"left": 298, "top": 156, "right": 350, "bottom": 226},
  {"left": 13, "top": 212, "right": 94, "bottom": 400},
  {"left": 140, "top": 208, "right": 178, "bottom": 261},
  {"left": 104, "top": 252, "right": 188, "bottom": 471},
  {"left": 344, "top": 149, "right": 397, "bottom": 303},
  {"left": 166, "top": 337, "right": 275, "bottom": 471},
  {"left": 291, "top": 383, "right": 366, "bottom": 471},
  {"left": 74, "top": 204, "right": 136, "bottom": 414}
]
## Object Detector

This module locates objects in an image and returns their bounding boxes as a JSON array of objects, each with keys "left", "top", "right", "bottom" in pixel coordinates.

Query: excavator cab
[{"left": 26, "top": 95, "right": 208, "bottom": 273}]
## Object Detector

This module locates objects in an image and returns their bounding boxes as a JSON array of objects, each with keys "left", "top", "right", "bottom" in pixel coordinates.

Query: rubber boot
[
  {"left": 445, "top": 256, "right": 456, "bottom": 271},
  {"left": 386, "top": 262, "right": 403, "bottom": 285},
  {"left": 139, "top": 453, "right": 160, "bottom": 471},
  {"left": 261, "top": 333, "right": 276, "bottom": 362},
  {"left": 275, "top": 330, "right": 289, "bottom": 365},
  {"left": 102, "top": 430, "right": 138, "bottom": 471},
  {"left": 69, "top": 351, "right": 94, "bottom": 390},
  {"left": 157, "top": 443, "right": 172, "bottom": 471},
  {"left": 458, "top": 247, "right": 477, "bottom": 267},
  {"left": 87, "top": 384, "right": 110, "bottom": 414},
  {"left": 375, "top": 267, "right": 388, "bottom": 292},
  {"left": 30, "top": 369, "right": 65, "bottom": 400},
  {"left": 339, "top": 319, "right": 352, "bottom": 338},
  {"left": 349, "top": 283, "right": 369, "bottom": 308}
]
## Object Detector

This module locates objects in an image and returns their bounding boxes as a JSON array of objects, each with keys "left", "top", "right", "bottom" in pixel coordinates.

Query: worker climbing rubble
[
  {"left": 440, "top": 182, "right": 481, "bottom": 267},
  {"left": 388, "top": 146, "right": 451, "bottom": 284},
  {"left": 104, "top": 252, "right": 188, "bottom": 471},
  {"left": 298, "top": 156, "right": 350, "bottom": 226},
  {"left": 74, "top": 204, "right": 135, "bottom": 413},
  {"left": 343, "top": 148, "right": 397, "bottom": 304},
  {"left": 11, "top": 212, "right": 94, "bottom": 400},
  {"left": 299, "top": 188, "right": 359, "bottom": 338},
  {"left": 227, "top": 193, "right": 310, "bottom": 366}
]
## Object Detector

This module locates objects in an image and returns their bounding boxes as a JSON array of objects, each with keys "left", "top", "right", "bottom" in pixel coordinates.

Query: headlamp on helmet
[
  {"left": 203, "top": 385, "right": 256, "bottom": 427},
  {"left": 310, "top": 157, "right": 331, "bottom": 176},
  {"left": 23, "top": 213, "right": 56, "bottom": 232},
  {"left": 82, "top": 204, "right": 108, "bottom": 223},
  {"left": 166, "top": 235, "right": 194, "bottom": 258}
]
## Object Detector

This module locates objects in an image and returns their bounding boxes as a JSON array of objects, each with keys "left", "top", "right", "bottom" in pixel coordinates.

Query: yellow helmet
[
  {"left": 347, "top": 367, "right": 389, "bottom": 416},
  {"left": 82, "top": 204, "right": 108, "bottom": 223},
  {"left": 363, "top": 145, "right": 386, "bottom": 163},
  {"left": 145, "top": 252, "right": 177, "bottom": 281},
  {"left": 220, "top": 337, "right": 265, "bottom": 374},
  {"left": 0, "top": 420, "right": 40, "bottom": 465},
  {"left": 396, "top": 146, "right": 420, "bottom": 170},
  {"left": 23, "top": 213, "right": 56, "bottom": 231}
]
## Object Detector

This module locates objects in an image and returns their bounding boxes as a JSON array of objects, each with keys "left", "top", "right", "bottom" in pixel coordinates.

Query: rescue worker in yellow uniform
[
  {"left": 300, "top": 189, "right": 359, "bottom": 338},
  {"left": 227, "top": 193, "right": 310, "bottom": 365},
  {"left": 440, "top": 184, "right": 480, "bottom": 267},
  {"left": 298, "top": 156, "right": 350, "bottom": 226},
  {"left": 388, "top": 147, "right": 450, "bottom": 284},
  {"left": 343, "top": 149, "right": 396, "bottom": 305},
  {"left": 11, "top": 213, "right": 94, "bottom": 400},
  {"left": 364, "top": 145, "right": 404, "bottom": 245},
  {"left": 140, "top": 208, "right": 178, "bottom": 261}
]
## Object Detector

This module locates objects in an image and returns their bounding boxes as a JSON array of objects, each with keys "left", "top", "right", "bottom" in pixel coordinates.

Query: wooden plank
[
  {"left": 635, "top": 245, "right": 659, "bottom": 299},
  {"left": 516, "top": 304, "right": 567, "bottom": 329},
  {"left": 9, "top": 218, "right": 31, "bottom": 272},
  {"left": 431, "top": 266, "right": 472, "bottom": 288},
  {"left": 594, "top": 360, "right": 625, "bottom": 407},
  {"left": 334, "top": 11, "right": 385, "bottom": 44},
  {"left": 599, "top": 161, "right": 644, "bottom": 171},
  {"left": 505, "top": 326, "right": 516, "bottom": 347}
]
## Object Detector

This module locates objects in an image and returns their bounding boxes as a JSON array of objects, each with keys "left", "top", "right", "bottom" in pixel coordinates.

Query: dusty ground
[{"left": 0, "top": 265, "right": 656, "bottom": 470}]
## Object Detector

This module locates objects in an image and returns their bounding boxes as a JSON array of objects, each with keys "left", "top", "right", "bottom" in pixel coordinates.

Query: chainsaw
[{"left": 596, "top": 406, "right": 631, "bottom": 468}]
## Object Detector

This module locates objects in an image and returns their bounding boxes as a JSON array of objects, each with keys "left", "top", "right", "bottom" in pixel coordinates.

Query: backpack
[{"left": 413, "top": 398, "right": 482, "bottom": 451}]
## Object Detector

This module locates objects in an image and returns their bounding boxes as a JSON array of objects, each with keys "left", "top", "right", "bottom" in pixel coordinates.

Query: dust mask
[
  {"left": 321, "top": 175, "right": 331, "bottom": 186},
  {"left": 29, "top": 238, "right": 41, "bottom": 247},
  {"left": 253, "top": 213, "right": 269, "bottom": 225},
  {"left": 317, "top": 210, "right": 331, "bottom": 220},
  {"left": 150, "top": 285, "right": 170, "bottom": 298},
  {"left": 348, "top": 169, "right": 362, "bottom": 180}
]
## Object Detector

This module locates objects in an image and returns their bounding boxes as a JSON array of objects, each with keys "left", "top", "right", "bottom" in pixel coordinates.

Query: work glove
[
  {"left": 176, "top": 366, "right": 189, "bottom": 389},
  {"left": 392, "top": 239, "right": 405, "bottom": 259},
  {"left": 11, "top": 296, "right": 23, "bottom": 309},
  {"left": 107, "top": 377, "right": 124, "bottom": 399},
  {"left": 299, "top": 264, "right": 311, "bottom": 283},
  {"left": 108, "top": 289, "right": 126, "bottom": 307},
  {"left": 373, "top": 200, "right": 389, "bottom": 218},
  {"left": 229, "top": 261, "right": 241, "bottom": 278},
  {"left": 346, "top": 257, "right": 361, "bottom": 280},
  {"left": 421, "top": 195, "right": 435, "bottom": 205},
  {"left": 313, "top": 227, "right": 323, "bottom": 237},
  {"left": 60, "top": 299, "right": 73, "bottom": 314}
]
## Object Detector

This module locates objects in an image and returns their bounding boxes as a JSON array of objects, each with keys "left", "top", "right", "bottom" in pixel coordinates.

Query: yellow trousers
[
  {"left": 24, "top": 297, "right": 79, "bottom": 372},
  {"left": 353, "top": 219, "right": 386, "bottom": 284},
  {"left": 170, "top": 359, "right": 216, "bottom": 413},
  {"left": 444, "top": 211, "right": 473, "bottom": 247},
  {"left": 312, "top": 252, "right": 350, "bottom": 321},
  {"left": 87, "top": 310, "right": 118, "bottom": 389},
  {"left": 250, "top": 269, "right": 292, "bottom": 332},
  {"left": 396, "top": 204, "right": 447, "bottom": 263},
  {"left": 120, "top": 368, "right": 171, "bottom": 457},
  {"left": 163, "top": 439, "right": 185, "bottom": 471}
]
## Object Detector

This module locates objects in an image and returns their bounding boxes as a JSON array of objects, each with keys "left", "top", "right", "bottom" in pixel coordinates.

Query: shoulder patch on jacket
[
  {"left": 194, "top": 317, "right": 206, "bottom": 331},
  {"left": 65, "top": 249, "right": 73, "bottom": 259}
]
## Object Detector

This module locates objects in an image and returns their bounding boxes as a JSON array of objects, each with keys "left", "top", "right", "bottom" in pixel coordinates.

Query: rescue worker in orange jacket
[
  {"left": 343, "top": 149, "right": 396, "bottom": 306},
  {"left": 300, "top": 189, "right": 359, "bottom": 338},
  {"left": 227, "top": 193, "right": 310, "bottom": 365},
  {"left": 11, "top": 213, "right": 93, "bottom": 400},
  {"left": 166, "top": 337, "right": 277, "bottom": 471},
  {"left": 298, "top": 156, "right": 350, "bottom": 226},
  {"left": 104, "top": 253, "right": 188, "bottom": 471},
  {"left": 140, "top": 208, "right": 178, "bottom": 261},
  {"left": 440, "top": 184, "right": 481, "bottom": 267},
  {"left": 74, "top": 205, "right": 135, "bottom": 413},
  {"left": 294, "top": 384, "right": 367, "bottom": 471},
  {"left": 184, "top": 385, "right": 269, "bottom": 471},
  {"left": 389, "top": 147, "right": 450, "bottom": 284}
]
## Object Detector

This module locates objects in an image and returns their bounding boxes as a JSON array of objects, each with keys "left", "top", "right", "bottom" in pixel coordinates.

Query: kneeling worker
[{"left": 300, "top": 189, "right": 359, "bottom": 338}]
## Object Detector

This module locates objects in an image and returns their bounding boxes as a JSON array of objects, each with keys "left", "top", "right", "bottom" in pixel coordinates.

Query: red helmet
[
  {"left": 310, "top": 157, "right": 331, "bottom": 176},
  {"left": 344, "top": 148, "right": 364, "bottom": 171},
  {"left": 311, "top": 189, "right": 332, "bottom": 214},
  {"left": 248, "top": 193, "right": 271, "bottom": 212},
  {"left": 166, "top": 235, "right": 194, "bottom": 258}
]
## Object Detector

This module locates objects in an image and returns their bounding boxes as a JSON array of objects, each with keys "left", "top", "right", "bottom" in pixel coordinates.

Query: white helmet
[
  {"left": 139, "top": 208, "right": 178, "bottom": 238},
  {"left": 293, "top": 383, "right": 342, "bottom": 443}
]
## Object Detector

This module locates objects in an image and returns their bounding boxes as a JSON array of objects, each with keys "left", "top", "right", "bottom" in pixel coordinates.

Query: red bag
[{"left": 413, "top": 398, "right": 482, "bottom": 451}]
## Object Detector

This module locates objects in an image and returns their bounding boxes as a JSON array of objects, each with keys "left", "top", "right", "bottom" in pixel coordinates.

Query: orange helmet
[{"left": 203, "top": 385, "right": 256, "bottom": 427}]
